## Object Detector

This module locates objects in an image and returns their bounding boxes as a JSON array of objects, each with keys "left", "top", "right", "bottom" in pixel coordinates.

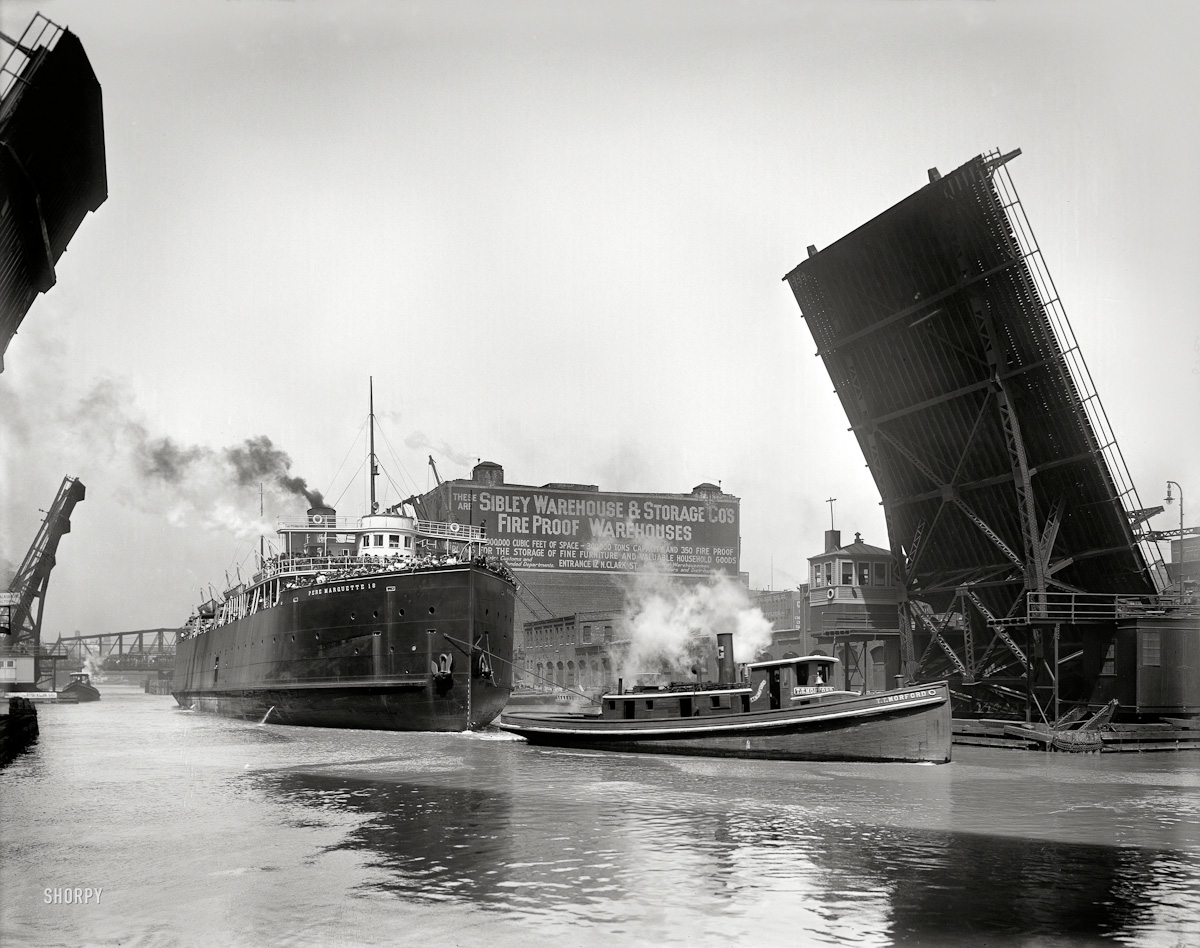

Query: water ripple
[{"left": 2, "top": 687, "right": 1198, "bottom": 948}]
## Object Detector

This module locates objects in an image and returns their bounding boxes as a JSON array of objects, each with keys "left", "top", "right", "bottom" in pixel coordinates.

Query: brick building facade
[{"left": 417, "top": 463, "right": 741, "bottom": 660}]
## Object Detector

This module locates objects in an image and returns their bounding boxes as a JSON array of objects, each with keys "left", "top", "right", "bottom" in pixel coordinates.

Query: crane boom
[{"left": 3, "top": 475, "right": 85, "bottom": 687}]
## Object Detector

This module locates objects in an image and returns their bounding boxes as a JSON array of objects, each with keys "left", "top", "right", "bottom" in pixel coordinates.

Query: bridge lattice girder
[
  {"left": 784, "top": 149, "right": 1164, "bottom": 685},
  {"left": 54, "top": 628, "right": 178, "bottom": 665}
]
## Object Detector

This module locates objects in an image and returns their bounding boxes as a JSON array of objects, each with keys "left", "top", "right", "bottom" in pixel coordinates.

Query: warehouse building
[{"left": 416, "top": 462, "right": 742, "bottom": 664}]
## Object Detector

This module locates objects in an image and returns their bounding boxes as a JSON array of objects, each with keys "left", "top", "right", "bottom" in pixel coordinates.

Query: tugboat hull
[
  {"left": 500, "top": 683, "right": 952, "bottom": 763},
  {"left": 59, "top": 679, "right": 101, "bottom": 702}
]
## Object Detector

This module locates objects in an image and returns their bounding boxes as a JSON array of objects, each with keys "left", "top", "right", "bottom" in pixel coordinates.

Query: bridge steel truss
[
  {"left": 784, "top": 149, "right": 1169, "bottom": 713},
  {"left": 53, "top": 628, "right": 178, "bottom": 668}
]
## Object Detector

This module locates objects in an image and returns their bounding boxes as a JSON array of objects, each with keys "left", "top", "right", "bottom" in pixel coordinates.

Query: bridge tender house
[{"left": 449, "top": 486, "right": 739, "bottom": 575}]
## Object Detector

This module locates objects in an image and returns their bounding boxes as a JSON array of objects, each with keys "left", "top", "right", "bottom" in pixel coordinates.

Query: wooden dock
[
  {"left": 0, "top": 697, "right": 40, "bottom": 767},
  {"left": 953, "top": 717, "right": 1200, "bottom": 753}
]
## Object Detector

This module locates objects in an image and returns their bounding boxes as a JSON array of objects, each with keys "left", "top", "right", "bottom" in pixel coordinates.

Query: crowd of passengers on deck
[
  {"left": 264, "top": 550, "right": 516, "bottom": 586},
  {"left": 181, "top": 551, "right": 516, "bottom": 637},
  {"left": 277, "top": 551, "right": 515, "bottom": 589},
  {"left": 181, "top": 552, "right": 511, "bottom": 643}
]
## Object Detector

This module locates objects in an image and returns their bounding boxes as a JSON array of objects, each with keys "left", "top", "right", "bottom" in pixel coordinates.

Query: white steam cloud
[
  {"left": 404, "top": 431, "right": 474, "bottom": 468},
  {"left": 590, "top": 527, "right": 773, "bottom": 684},
  {"left": 80, "top": 654, "right": 104, "bottom": 681},
  {"left": 2, "top": 374, "right": 310, "bottom": 544}
]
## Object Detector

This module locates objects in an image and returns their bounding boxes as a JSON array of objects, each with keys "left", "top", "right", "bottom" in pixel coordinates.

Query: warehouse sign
[{"left": 446, "top": 485, "right": 739, "bottom": 575}]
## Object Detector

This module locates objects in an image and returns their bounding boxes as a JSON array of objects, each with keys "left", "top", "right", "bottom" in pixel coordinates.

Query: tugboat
[
  {"left": 499, "top": 632, "right": 951, "bottom": 763},
  {"left": 172, "top": 388, "right": 518, "bottom": 731},
  {"left": 60, "top": 671, "right": 101, "bottom": 702}
]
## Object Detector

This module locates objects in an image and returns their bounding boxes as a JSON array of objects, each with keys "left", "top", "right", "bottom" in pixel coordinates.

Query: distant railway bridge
[{"left": 53, "top": 628, "right": 178, "bottom": 671}]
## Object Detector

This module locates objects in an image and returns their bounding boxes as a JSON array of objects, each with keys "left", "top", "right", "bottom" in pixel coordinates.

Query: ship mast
[{"left": 369, "top": 377, "right": 378, "bottom": 513}]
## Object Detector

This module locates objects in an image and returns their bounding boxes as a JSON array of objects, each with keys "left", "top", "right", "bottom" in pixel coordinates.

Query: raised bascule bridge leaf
[{"left": 784, "top": 150, "right": 1170, "bottom": 700}]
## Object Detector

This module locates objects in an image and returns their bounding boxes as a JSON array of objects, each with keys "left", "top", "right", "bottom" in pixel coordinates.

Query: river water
[{"left": 2, "top": 684, "right": 1198, "bottom": 947}]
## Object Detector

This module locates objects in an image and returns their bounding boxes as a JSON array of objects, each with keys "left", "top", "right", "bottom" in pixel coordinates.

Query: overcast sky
[{"left": 2, "top": 0, "right": 1197, "bottom": 637}]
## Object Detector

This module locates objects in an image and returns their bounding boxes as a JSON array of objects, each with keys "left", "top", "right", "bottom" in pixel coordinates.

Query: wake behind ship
[{"left": 174, "top": 506, "right": 518, "bottom": 731}]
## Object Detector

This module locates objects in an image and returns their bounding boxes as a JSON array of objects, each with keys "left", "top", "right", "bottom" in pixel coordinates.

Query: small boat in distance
[
  {"left": 498, "top": 632, "right": 951, "bottom": 763},
  {"left": 60, "top": 672, "right": 101, "bottom": 702}
]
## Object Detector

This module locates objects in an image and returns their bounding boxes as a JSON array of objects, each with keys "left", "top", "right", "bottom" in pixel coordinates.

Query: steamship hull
[
  {"left": 499, "top": 683, "right": 952, "bottom": 763},
  {"left": 173, "top": 564, "right": 515, "bottom": 731}
]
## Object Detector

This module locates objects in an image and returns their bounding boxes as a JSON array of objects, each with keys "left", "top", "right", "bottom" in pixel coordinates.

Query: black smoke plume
[
  {"left": 1, "top": 370, "right": 325, "bottom": 548},
  {"left": 225, "top": 435, "right": 324, "bottom": 507},
  {"left": 139, "top": 437, "right": 213, "bottom": 483}
]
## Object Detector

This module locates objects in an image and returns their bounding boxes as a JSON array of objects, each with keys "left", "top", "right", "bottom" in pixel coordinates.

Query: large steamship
[{"left": 173, "top": 399, "right": 517, "bottom": 731}]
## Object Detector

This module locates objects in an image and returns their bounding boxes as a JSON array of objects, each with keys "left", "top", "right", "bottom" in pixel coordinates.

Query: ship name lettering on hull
[{"left": 307, "top": 582, "right": 378, "bottom": 597}]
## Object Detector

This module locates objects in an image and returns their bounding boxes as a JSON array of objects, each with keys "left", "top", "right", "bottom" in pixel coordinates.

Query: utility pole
[{"left": 1165, "top": 481, "right": 1185, "bottom": 596}]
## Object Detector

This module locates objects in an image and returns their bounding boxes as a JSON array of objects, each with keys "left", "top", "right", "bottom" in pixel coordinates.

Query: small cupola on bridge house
[
  {"left": 809, "top": 531, "right": 895, "bottom": 601},
  {"left": 808, "top": 530, "right": 902, "bottom": 692}
]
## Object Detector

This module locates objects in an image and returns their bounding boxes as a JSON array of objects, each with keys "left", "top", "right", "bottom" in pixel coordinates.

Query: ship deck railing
[
  {"left": 273, "top": 516, "right": 486, "bottom": 541},
  {"left": 250, "top": 553, "right": 479, "bottom": 587},
  {"left": 200, "top": 554, "right": 515, "bottom": 610}
]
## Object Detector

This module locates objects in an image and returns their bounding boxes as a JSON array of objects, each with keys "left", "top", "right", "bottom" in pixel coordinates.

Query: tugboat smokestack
[{"left": 716, "top": 632, "right": 735, "bottom": 685}]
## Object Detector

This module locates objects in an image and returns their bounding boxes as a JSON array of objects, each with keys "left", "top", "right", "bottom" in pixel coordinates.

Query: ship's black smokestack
[
  {"left": 307, "top": 505, "right": 335, "bottom": 526},
  {"left": 304, "top": 505, "right": 336, "bottom": 556},
  {"left": 824, "top": 529, "right": 842, "bottom": 553},
  {"left": 716, "top": 632, "right": 735, "bottom": 685}
]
